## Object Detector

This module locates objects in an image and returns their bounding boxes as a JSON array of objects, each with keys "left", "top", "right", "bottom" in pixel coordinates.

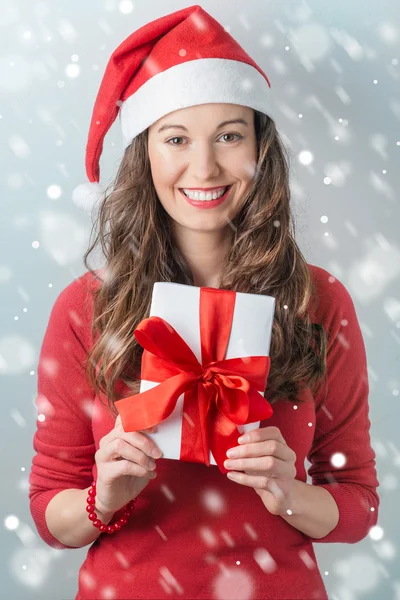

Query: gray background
[{"left": 1, "top": 0, "right": 399, "bottom": 598}]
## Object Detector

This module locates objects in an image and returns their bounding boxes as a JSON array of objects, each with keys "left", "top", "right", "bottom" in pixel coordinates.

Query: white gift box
[{"left": 138, "top": 282, "right": 275, "bottom": 467}]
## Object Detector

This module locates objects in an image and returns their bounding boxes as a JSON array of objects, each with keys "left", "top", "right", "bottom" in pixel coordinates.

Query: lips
[
  {"left": 179, "top": 185, "right": 230, "bottom": 190},
  {"left": 179, "top": 185, "right": 232, "bottom": 209}
]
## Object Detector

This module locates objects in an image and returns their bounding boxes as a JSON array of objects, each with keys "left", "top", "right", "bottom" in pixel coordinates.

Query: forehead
[{"left": 152, "top": 103, "right": 254, "bottom": 131}]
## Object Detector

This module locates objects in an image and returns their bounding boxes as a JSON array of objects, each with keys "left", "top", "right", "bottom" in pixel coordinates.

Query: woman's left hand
[{"left": 224, "top": 426, "right": 297, "bottom": 516}]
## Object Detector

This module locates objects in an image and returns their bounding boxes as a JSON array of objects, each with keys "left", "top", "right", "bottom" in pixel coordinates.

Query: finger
[
  {"left": 225, "top": 456, "right": 294, "bottom": 479},
  {"left": 103, "top": 437, "right": 157, "bottom": 472},
  {"left": 101, "top": 428, "right": 163, "bottom": 460},
  {"left": 110, "top": 458, "right": 158, "bottom": 480},
  {"left": 113, "top": 413, "right": 160, "bottom": 449},
  {"left": 230, "top": 439, "right": 295, "bottom": 462},
  {"left": 99, "top": 451, "right": 157, "bottom": 480},
  {"left": 142, "top": 425, "right": 158, "bottom": 433},
  {"left": 227, "top": 470, "right": 287, "bottom": 499},
  {"left": 226, "top": 470, "right": 271, "bottom": 490},
  {"left": 243, "top": 426, "right": 288, "bottom": 447}
]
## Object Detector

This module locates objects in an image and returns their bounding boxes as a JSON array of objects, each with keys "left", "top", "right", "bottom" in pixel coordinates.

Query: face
[{"left": 147, "top": 103, "right": 258, "bottom": 234}]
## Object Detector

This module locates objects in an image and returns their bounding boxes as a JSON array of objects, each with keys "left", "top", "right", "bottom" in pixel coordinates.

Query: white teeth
[{"left": 182, "top": 187, "right": 228, "bottom": 201}]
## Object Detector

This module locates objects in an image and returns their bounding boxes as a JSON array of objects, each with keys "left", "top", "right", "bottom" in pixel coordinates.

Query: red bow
[{"left": 115, "top": 287, "right": 273, "bottom": 473}]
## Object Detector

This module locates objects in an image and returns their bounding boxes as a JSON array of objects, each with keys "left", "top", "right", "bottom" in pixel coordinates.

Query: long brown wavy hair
[{"left": 82, "top": 109, "right": 329, "bottom": 418}]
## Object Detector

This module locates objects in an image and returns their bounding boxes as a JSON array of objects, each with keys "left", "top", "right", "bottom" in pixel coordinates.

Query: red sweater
[{"left": 29, "top": 264, "right": 380, "bottom": 600}]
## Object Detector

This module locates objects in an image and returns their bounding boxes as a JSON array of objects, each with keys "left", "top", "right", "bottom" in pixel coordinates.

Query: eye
[
  {"left": 165, "top": 133, "right": 243, "bottom": 146},
  {"left": 166, "top": 136, "right": 185, "bottom": 146},
  {"left": 220, "top": 133, "right": 242, "bottom": 143}
]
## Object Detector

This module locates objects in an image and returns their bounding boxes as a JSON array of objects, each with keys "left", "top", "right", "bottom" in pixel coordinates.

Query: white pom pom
[{"left": 72, "top": 182, "right": 107, "bottom": 214}]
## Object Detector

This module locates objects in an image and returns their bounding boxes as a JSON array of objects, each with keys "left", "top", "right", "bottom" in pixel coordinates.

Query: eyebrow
[{"left": 157, "top": 118, "right": 249, "bottom": 134}]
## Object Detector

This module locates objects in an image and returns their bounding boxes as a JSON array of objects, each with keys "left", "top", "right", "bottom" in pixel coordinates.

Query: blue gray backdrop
[{"left": 1, "top": 0, "right": 399, "bottom": 599}]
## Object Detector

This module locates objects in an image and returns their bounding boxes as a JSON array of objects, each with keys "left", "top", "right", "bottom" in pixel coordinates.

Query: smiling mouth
[{"left": 179, "top": 185, "right": 231, "bottom": 198}]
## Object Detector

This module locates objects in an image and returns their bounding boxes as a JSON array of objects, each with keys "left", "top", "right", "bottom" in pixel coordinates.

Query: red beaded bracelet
[{"left": 86, "top": 480, "right": 137, "bottom": 534}]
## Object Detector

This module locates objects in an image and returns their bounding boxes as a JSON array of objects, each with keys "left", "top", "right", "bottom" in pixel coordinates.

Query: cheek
[
  {"left": 222, "top": 141, "right": 256, "bottom": 177},
  {"left": 150, "top": 152, "right": 182, "bottom": 188},
  {"left": 232, "top": 155, "right": 257, "bottom": 186}
]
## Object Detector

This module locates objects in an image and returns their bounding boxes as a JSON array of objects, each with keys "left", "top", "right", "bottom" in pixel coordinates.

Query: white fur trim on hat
[
  {"left": 72, "top": 182, "right": 107, "bottom": 214},
  {"left": 119, "top": 58, "right": 275, "bottom": 150}
]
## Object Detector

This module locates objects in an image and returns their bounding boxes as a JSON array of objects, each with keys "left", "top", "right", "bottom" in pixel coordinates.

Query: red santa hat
[{"left": 72, "top": 4, "right": 274, "bottom": 213}]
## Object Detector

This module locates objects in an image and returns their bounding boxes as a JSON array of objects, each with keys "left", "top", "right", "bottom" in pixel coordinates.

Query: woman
[{"left": 28, "top": 5, "right": 380, "bottom": 600}]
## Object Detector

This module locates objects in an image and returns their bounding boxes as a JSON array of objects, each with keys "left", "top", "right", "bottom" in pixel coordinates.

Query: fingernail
[{"left": 151, "top": 448, "right": 162, "bottom": 458}]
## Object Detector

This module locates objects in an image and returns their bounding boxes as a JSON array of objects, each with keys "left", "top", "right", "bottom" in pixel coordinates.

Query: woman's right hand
[{"left": 93, "top": 413, "right": 163, "bottom": 516}]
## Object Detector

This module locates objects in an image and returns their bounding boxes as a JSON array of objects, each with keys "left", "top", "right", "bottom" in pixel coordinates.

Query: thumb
[{"left": 142, "top": 425, "right": 158, "bottom": 433}]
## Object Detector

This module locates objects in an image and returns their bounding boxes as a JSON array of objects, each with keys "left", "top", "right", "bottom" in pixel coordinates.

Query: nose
[{"left": 189, "top": 141, "right": 221, "bottom": 182}]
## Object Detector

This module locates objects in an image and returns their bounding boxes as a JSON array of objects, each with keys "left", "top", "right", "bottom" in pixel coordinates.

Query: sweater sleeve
[
  {"left": 28, "top": 276, "right": 97, "bottom": 549},
  {"left": 305, "top": 268, "right": 380, "bottom": 544}
]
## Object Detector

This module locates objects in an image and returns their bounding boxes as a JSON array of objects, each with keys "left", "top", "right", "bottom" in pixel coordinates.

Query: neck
[{"left": 173, "top": 224, "right": 233, "bottom": 288}]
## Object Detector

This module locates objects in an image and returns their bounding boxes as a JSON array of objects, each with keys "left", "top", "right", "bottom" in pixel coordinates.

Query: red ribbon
[{"left": 115, "top": 287, "right": 273, "bottom": 473}]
